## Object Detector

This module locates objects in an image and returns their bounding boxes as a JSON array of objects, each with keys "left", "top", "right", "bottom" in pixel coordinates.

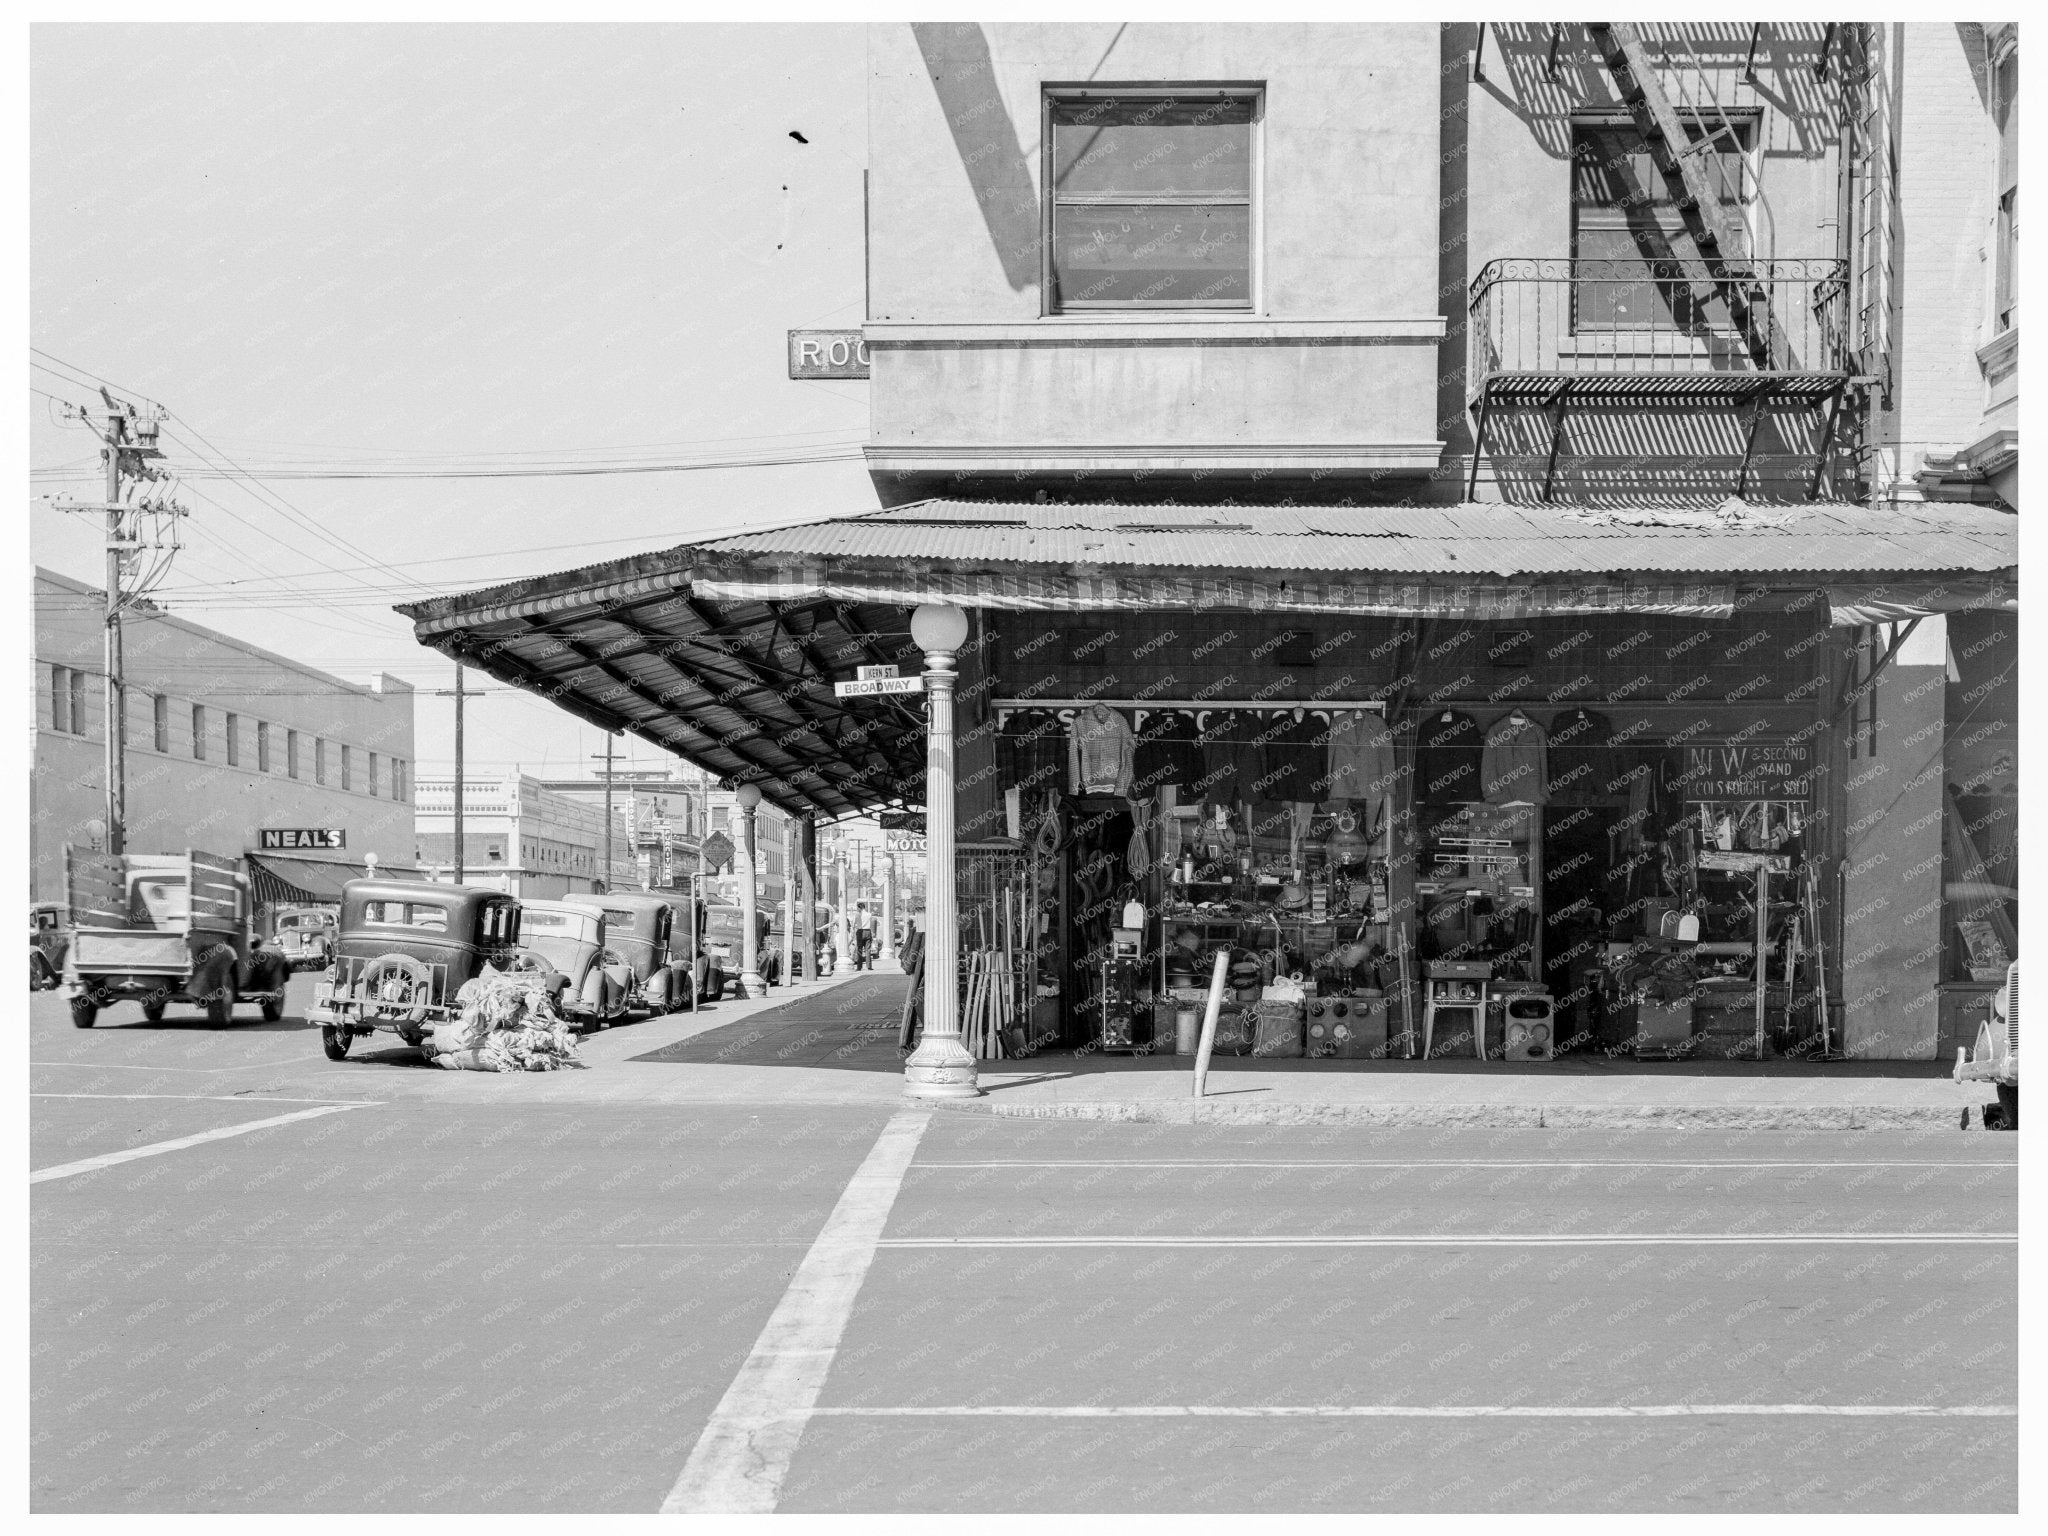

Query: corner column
[
  {"left": 735, "top": 783, "right": 766, "bottom": 998},
  {"left": 832, "top": 853, "right": 855, "bottom": 976},
  {"left": 903, "top": 603, "right": 978, "bottom": 1098}
]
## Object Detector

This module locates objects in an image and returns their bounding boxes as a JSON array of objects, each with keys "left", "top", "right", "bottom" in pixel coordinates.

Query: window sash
[
  {"left": 288, "top": 729, "right": 300, "bottom": 779},
  {"left": 192, "top": 705, "right": 206, "bottom": 761},
  {"left": 257, "top": 721, "right": 271, "bottom": 773},
  {"left": 341, "top": 745, "right": 352, "bottom": 792},
  {"left": 226, "top": 714, "right": 240, "bottom": 767},
  {"left": 51, "top": 667, "right": 69, "bottom": 734},
  {"left": 154, "top": 695, "right": 169, "bottom": 754}
]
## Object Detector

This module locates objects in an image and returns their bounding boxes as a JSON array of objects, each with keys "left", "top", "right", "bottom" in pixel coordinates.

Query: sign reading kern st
[
  {"left": 260, "top": 828, "right": 345, "bottom": 851},
  {"left": 787, "top": 330, "right": 871, "bottom": 380}
]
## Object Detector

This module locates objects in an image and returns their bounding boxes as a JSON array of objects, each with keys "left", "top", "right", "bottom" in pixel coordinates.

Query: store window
[
  {"left": 225, "top": 713, "right": 240, "bottom": 767},
  {"left": 1993, "top": 47, "right": 2018, "bottom": 332},
  {"left": 192, "top": 704, "right": 207, "bottom": 761},
  {"left": 257, "top": 720, "right": 271, "bottom": 773},
  {"left": 154, "top": 694, "right": 169, "bottom": 754},
  {"left": 1570, "top": 117, "right": 1754, "bottom": 332},
  {"left": 1045, "top": 89, "right": 1258, "bottom": 312}
]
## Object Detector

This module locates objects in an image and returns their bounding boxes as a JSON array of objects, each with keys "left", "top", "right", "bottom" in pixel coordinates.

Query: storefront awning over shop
[
  {"left": 246, "top": 855, "right": 420, "bottom": 907},
  {"left": 400, "top": 498, "right": 2016, "bottom": 818}
]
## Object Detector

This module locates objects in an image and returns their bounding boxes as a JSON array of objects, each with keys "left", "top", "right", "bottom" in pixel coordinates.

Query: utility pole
[
  {"left": 54, "top": 391, "right": 176, "bottom": 856},
  {"left": 592, "top": 734, "right": 618, "bottom": 893},
  {"left": 452, "top": 662, "right": 466, "bottom": 885}
]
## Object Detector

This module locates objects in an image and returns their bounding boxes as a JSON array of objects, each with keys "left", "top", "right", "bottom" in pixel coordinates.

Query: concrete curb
[{"left": 930, "top": 1098, "right": 1978, "bottom": 1131}]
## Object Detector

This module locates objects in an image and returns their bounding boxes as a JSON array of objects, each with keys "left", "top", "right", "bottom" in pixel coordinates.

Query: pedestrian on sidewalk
[{"left": 854, "top": 902, "right": 875, "bottom": 970}]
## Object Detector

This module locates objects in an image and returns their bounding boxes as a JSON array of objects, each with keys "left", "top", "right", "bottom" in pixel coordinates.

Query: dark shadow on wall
[{"left": 912, "top": 22, "right": 1040, "bottom": 293}]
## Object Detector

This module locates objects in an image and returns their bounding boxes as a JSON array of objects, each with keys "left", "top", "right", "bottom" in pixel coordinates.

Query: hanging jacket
[
  {"left": 1415, "top": 709, "right": 1484, "bottom": 804},
  {"left": 1481, "top": 712, "right": 1550, "bottom": 804},
  {"left": 1132, "top": 709, "right": 1206, "bottom": 796},
  {"left": 1251, "top": 710, "right": 1326, "bottom": 804},
  {"left": 1069, "top": 703, "right": 1136, "bottom": 796},
  {"left": 1547, "top": 707, "right": 1617, "bottom": 801},
  {"left": 1198, "top": 710, "right": 1251, "bottom": 807},
  {"left": 1000, "top": 709, "right": 1067, "bottom": 798},
  {"left": 1322, "top": 710, "right": 1397, "bottom": 802}
]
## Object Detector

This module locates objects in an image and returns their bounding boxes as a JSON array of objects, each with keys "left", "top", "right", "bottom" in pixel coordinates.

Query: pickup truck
[
  {"left": 63, "top": 848, "right": 291, "bottom": 1028},
  {"left": 1954, "top": 960, "right": 2018, "bottom": 1129}
]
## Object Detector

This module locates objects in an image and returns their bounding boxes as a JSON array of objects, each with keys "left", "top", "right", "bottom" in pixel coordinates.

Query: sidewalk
[{"left": 620, "top": 975, "right": 1988, "bottom": 1131}]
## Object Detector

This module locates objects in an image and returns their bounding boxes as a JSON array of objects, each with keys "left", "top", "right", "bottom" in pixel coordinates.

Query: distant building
[
  {"left": 30, "top": 567, "right": 416, "bottom": 904},
  {"left": 412, "top": 775, "right": 612, "bottom": 900}
]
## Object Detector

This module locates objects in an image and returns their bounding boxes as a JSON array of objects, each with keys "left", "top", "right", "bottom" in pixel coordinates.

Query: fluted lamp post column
[
  {"left": 876, "top": 850, "right": 900, "bottom": 972},
  {"left": 902, "top": 601, "right": 978, "bottom": 1099},
  {"left": 832, "top": 853, "right": 854, "bottom": 977},
  {"left": 734, "top": 782, "right": 767, "bottom": 999}
]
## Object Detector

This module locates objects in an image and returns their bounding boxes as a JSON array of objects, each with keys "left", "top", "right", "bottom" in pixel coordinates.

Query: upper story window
[
  {"left": 191, "top": 704, "right": 207, "bottom": 761},
  {"left": 225, "top": 713, "right": 240, "bottom": 767},
  {"left": 153, "top": 695, "right": 169, "bottom": 754},
  {"left": 256, "top": 720, "right": 271, "bottom": 773},
  {"left": 1993, "top": 45, "right": 2018, "bottom": 333},
  {"left": 1570, "top": 116, "right": 1755, "bottom": 332},
  {"left": 50, "top": 666, "right": 73, "bottom": 734},
  {"left": 287, "top": 728, "right": 300, "bottom": 779},
  {"left": 1045, "top": 89, "right": 1258, "bottom": 313}
]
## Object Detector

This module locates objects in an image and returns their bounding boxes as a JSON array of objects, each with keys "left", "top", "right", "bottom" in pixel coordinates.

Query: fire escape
[{"left": 1467, "top": 22, "right": 1867, "bottom": 503}]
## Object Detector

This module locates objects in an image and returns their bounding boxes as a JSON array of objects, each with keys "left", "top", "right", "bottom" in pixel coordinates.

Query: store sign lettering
[
  {"left": 260, "top": 828, "right": 345, "bottom": 850},
  {"left": 1682, "top": 741, "right": 1814, "bottom": 802},
  {"left": 787, "top": 330, "right": 871, "bottom": 379}
]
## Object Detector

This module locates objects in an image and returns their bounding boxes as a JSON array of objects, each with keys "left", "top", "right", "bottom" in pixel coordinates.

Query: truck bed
[{"left": 71, "top": 927, "right": 191, "bottom": 976}]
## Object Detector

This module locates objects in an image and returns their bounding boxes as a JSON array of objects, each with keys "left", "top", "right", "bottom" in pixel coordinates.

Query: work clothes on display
[
  {"left": 1548, "top": 707, "right": 1618, "bottom": 801},
  {"left": 1068, "top": 703, "right": 1136, "bottom": 796},
  {"left": 1415, "top": 708, "right": 1484, "bottom": 804},
  {"left": 1321, "top": 709, "right": 1397, "bottom": 802},
  {"left": 999, "top": 709, "right": 1067, "bottom": 798},
  {"left": 1481, "top": 711, "right": 1550, "bottom": 804},
  {"left": 1132, "top": 709, "right": 1207, "bottom": 796},
  {"left": 1198, "top": 710, "right": 1254, "bottom": 806},
  {"left": 1252, "top": 710, "right": 1327, "bottom": 804}
]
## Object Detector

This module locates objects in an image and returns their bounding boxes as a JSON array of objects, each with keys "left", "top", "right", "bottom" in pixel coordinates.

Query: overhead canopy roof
[{"left": 401, "top": 498, "right": 2018, "bottom": 818}]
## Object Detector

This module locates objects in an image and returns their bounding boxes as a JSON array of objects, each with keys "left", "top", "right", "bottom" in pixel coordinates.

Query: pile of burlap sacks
[{"left": 426, "top": 970, "right": 584, "bottom": 1072}]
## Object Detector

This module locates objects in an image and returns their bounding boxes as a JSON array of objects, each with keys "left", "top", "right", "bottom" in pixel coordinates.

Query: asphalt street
[{"left": 30, "top": 976, "right": 2019, "bottom": 1512}]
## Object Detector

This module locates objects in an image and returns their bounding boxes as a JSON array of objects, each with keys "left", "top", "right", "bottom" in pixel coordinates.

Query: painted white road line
[
  {"left": 879, "top": 1232, "right": 2016, "bottom": 1249},
  {"left": 29, "top": 1103, "right": 374, "bottom": 1184},
  {"left": 914, "top": 1160, "right": 2018, "bottom": 1171},
  {"left": 661, "top": 1107, "right": 932, "bottom": 1515},
  {"left": 30, "top": 1057, "right": 318, "bottom": 1074},
  {"left": 32, "top": 1093, "right": 375, "bottom": 1105},
  {"left": 802, "top": 1403, "right": 2019, "bottom": 1420}
]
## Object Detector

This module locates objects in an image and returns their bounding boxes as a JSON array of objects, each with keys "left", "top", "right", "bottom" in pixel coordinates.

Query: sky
[{"left": 30, "top": 22, "right": 878, "bottom": 782}]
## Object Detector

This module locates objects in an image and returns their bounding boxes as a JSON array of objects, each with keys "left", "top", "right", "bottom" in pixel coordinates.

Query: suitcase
[{"left": 1252, "top": 1000, "right": 1304, "bottom": 1058}]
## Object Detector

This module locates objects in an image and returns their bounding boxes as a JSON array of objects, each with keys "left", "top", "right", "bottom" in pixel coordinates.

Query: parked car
[
  {"left": 562, "top": 892, "right": 687, "bottom": 1017},
  {"left": 516, "top": 900, "right": 633, "bottom": 1030},
  {"left": 63, "top": 848, "right": 290, "bottom": 1028},
  {"left": 269, "top": 904, "right": 338, "bottom": 972},
  {"left": 1955, "top": 959, "right": 2019, "bottom": 1128},
  {"left": 30, "top": 901, "right": 67, "bottom": 991},
  {"left": 656, "top": 894, "right": 724, "bottom": 1003},
  {"left": 309, "top": 880, "right": 523, "bottom": 1060},
  {"left": 702, "top": 902, "right": 781, "bottom": 995}
]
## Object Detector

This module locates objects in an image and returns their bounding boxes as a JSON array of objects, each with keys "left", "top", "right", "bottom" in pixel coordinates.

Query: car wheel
[
  {"left": 205, "top": 993, "right": 233, "bottom": 1027},
  {"left": 320, "top": 1025, "right": 352, "bottom": 1061},
  {"left": 260, "top": 993, "right": 285, "bottom": 1024},
  {"left": 30, "top": 952, "right": 51, "bottom": 992},
  {"left": 141, "top": 1000, "right": 167, "bottom": 1024},
  {"left": 68, "top": 996, "right": 98, "bottom": 1029}
]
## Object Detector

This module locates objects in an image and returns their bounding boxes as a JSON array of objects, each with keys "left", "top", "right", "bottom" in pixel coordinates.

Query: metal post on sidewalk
[
  {"left": 903, "top": 603, "right": 978, "bottom": 1099},
  {"left": 735, "top": 783, "right": 766, "bottom": 999},
  {"left": 1191, "top": 949, "right": 1230, "bottom": 1099}
]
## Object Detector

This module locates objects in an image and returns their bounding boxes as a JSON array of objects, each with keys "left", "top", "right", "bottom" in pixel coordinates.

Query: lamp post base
[
  {"left": 903, "top": 1036, "right": 980, "bottom": 1098},
  {"left": 873, "top": 952, "right": 904, "bottom": 974}
]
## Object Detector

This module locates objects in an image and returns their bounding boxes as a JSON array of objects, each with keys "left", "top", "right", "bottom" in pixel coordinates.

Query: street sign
[
  {"left": 833, "top": 675, "right": 924, "bottom": 698},
  {"left": 259, "top": 828, "right": 344, "bottom": 851},
  {"left": 856, "top": 663, "right": 900, "bottom": 681},
  {"left": 787, "top": 330, "right": 871, "bottom": 380},
  {"left": 701, "top": 830, "right": 735, "bottom": 871},
  {"left": 885, "top": 832, "right": 927, "bottom": 854}
]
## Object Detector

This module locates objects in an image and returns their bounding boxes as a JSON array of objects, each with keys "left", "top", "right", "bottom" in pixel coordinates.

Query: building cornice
[{"left": 864, "top": 318, "right": 1446, "bottom": 345}]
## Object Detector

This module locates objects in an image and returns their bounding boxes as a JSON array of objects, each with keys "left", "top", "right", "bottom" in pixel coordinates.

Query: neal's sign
[
  {"left": 787, "top": 330, "right": 871, "bottom": 380},
  {"left": 260, "top": 828, "right": 345, "bottom": 851}
]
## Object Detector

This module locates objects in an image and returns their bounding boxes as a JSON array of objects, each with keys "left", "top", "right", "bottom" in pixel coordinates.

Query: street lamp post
[
  {"left": 734, "top": 782, "right": 766, "bottom": 999},
  {"left": 902, "top": 602, "right": 977, "bottom": 1098},
  {"left": 876, "top": 850, "right": 900, "bottom": 972},
  {"left": 832, "top": 850, "right": 853, "bottom": 977}
]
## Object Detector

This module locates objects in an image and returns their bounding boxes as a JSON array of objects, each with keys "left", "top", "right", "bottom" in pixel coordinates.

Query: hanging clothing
[
  {"left": 1481, "top": 712, "right": 1550, "bottom": 805},
  {"left": 1547, "top": 707, "right": 1617, "bottom": 801},
  {"left": 1132, "top": 709, "right": 1206, "bottom": 797},
  {"left": 1198, "top": 710, "right": 1254, "bottom": 807},
  {"left": 1069, "top": 703, "right": 1136, "bottom": 796},
  {"left": 1322, "top": 709, "right": 1397, "bottom": 803},
  {"left": 1415, "top": 708, "right": 1484, "bottom": 804},
  {"left": 1252, "top": 710, "right": 1326, "bottom": 804},
  {"left": 999, "top": 709, "right": 1067, "bottom": 799}
]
